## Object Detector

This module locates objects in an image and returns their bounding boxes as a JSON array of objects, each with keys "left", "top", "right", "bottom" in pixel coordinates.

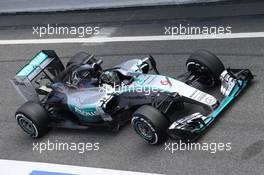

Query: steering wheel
[
  {"left": 68, "top": 63, "right": 102, "bottom": 86},
  {"left": 99, "top": 70, "right": 121, "bottom": 86}
]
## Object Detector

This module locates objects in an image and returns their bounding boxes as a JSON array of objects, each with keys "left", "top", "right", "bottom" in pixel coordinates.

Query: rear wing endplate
[{"left": 10, "top": 50, "right": 65, "bottom": 102}]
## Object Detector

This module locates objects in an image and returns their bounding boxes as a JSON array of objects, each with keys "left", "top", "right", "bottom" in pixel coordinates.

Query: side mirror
[{"left": 148, "top": 55, "right": 160, "bottom": 74}]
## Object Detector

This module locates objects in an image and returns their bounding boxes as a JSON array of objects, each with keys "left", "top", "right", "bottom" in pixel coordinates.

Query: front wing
[{"left": 167, "top": 68, "right": 253, "bottom": 140}]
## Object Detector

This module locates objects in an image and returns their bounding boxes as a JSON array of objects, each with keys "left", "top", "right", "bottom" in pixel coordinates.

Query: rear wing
[{"left": 10, "top": 50, "right": 65, "bottom": 102}]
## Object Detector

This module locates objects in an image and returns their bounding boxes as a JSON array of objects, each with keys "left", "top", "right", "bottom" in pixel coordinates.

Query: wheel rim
[
  {"left": 16, "top": 114, "right": 38, "bottom": 138},
  {"left": 135, "top": 121, "right": 153, "bottom": 140},
  {"left": 187, "top": 61, "right": 215, "bottom": 86}
]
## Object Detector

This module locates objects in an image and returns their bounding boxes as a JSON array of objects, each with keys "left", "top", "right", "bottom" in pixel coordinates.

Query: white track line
[
  {"left": 0, "top": 32, "right": 264, "bottom": 45},
  {"left": 0, "top": 159, "right": 162, "bottom": 175}
]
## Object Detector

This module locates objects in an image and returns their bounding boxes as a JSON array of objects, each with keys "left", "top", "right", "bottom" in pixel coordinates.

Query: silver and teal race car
[{"left": 11, "top": 50, "right": 253, "bottom": 144}]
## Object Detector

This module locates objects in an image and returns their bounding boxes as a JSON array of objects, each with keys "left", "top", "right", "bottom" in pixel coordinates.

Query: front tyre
[
  {"left": 186, "top": 50, "right": 225, "bottom": 87},
  {"left": 132, "top": 105, "right": 169, "bottom": 144},
  {"left": 15, "top": 101, "right": 50, "bottom": 138}
]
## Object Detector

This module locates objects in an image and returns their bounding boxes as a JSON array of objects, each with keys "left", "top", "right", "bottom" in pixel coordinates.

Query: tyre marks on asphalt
[{"left": 241, "top": 140, "right": 264, "bottom": 160}]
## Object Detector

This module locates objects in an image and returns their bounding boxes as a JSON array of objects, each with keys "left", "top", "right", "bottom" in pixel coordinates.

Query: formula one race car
[{"left": 11, "top": 50, "right": 253, "bottom": 144}]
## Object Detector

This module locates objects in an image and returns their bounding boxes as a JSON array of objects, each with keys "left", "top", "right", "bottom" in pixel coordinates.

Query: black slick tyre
[
  {"left": 131, "top": 105, "right": 169, "bottom": 145},
  {"left": 186, "top": 50, "right": 225, "bottom": 87},
  {"left": 15, "top": 101, "right": 50, "bottom": 138},
  {"left": 66, "top": 52, "right": 95, "bottom": 68}
]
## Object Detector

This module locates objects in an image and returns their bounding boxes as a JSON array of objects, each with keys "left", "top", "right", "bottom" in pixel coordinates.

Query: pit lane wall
[
  {"left": 0, "top": 0, "right": 226, "bottom": 14},
  {"left": 1, "top": 0, "right": 264, "bottom": 29}
]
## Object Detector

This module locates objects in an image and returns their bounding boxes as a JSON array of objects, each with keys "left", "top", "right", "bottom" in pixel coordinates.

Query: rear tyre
[
  {"left": 186, "top": 50, "right": 225, "bottom": 87},
  {"left": 132, "top": 105, "right": 169, "bottom": 144},
  {"left": 66, "top": 52, "right": 95, "bottom": 68},
  {"left": 15, "top": 101, "right": 50, "bottom": 138}
]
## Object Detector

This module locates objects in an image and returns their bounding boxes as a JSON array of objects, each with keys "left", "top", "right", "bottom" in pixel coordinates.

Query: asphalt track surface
[{"left": 0, "top": 11, "right": 264, "bottom": 175}]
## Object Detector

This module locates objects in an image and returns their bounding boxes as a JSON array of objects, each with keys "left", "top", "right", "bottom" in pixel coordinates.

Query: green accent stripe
[{"left": 193, "top": 80, "right": 247, "bottom": 133}]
